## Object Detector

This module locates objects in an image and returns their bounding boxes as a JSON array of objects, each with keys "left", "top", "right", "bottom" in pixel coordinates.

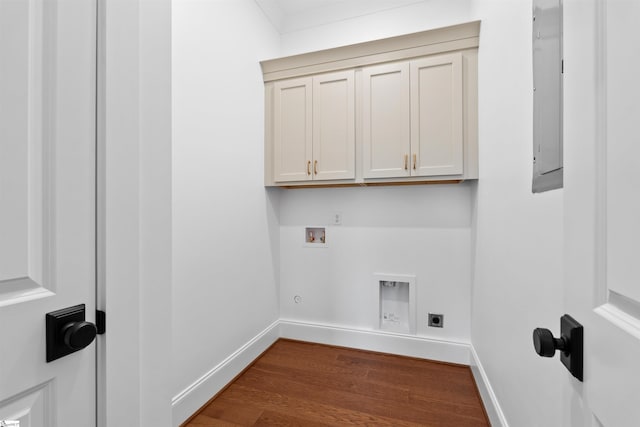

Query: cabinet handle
[
  {"left": 404, "top": 154, "right": 408, "bottom": 170},
  {"left": 413, "top": 154, "right": 417, "bottom": 170},
  {"left": 307, "top": 161, "right": 311, "bottom": 176},
  {"left": 314, "top": 160, "right": 318, "bottom": 175}
]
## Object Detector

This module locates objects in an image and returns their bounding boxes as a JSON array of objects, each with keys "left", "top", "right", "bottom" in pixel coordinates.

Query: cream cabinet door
[
  {"left": 312, "top": 70, "right": 355, "bottom": 180},
  {"left": 362, "top": 62, "right": 411, "bottom": 179},
  {"left": 410, "top": 53, "right": 463, "bottom": 176},
  {"left": 273, "top": 77, "right": 313, "bottom": 182}
]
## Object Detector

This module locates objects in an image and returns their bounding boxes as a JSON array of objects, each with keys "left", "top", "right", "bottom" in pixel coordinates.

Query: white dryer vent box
[{"left": 374, "top": 273, "right": 416, "bottom": 335}]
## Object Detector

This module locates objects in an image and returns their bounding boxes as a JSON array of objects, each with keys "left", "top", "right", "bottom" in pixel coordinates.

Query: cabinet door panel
[
  {"left": 313, "top": 71, "right": 355, "bottom": 180},
  {"left": 410, "top": 53, "right": 463, "bottom": 176},
  {"left": 273, "top": 77, "right": 312, "bottom": 182},
  {"left": 362, "top": 62, "right": 410, "bottom": 178}
]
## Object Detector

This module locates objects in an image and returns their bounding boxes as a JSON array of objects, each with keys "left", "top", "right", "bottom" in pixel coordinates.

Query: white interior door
[
  {"left": 564, "top": 0, "right": 640, "bottom": 425},
  {"left": 0, "top": 0, "right": 97, "bottom": 425}
]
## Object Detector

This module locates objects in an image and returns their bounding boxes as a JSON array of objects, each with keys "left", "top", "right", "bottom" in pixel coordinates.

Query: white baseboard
[
  {"left": 279, "top": 319, "right": 471, "bottom": 365},
  {"left": 469, "top": 345, "right": 508, "bottom": 427},
  {"left": 171, "top": 320, "right": 280, "bottom": 426}
]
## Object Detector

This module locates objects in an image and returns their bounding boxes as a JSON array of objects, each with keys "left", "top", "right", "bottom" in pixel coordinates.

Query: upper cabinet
[
  {"left": 273, "top": 71, "right": 355, "bottom": 183},
  {"left": 312, "top": 71, "right": 355, "bottom": 181},
  {"left": 362, "top": 53, "right": 463, "bottom": 179},
  {"left": 273, "top": 77, "right": 312, "bottom": 182},
  {"left": 410, "top": 53, "right": 463, "bottom": 177},
  {"left": 362, "top": 62, "right": 410, "bottom": 179},
  {"left": 262, "top": 22, "right": 479, "bottom": 187}
]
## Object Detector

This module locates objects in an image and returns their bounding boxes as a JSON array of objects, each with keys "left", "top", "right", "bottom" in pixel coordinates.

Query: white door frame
[{"left": 97, "top": 0, "right": 172, "bottom": 425}]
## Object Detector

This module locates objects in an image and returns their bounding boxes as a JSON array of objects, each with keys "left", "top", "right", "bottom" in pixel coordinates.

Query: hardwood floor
[{"left": 182, "top": 339, "right": 490, "bottom": 426}]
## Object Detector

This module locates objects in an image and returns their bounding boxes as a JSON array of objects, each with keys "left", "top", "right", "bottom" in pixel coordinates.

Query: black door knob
[
  {"left": 62, "top": 321, "right": 97, "bottom": 350},
  {"left": 533, "top": 328, "right": 568, "bottom": 357},
  {"left": 532, "top": 314, "right": 584, "bottom": 382},
  {"left": 46, "top": 304, "right": 98, "bottom": 362}
]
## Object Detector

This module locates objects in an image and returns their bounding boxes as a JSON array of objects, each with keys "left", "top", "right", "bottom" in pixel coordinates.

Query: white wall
[
  {"left": 280, "top": 185, "right": 472, "bottom": 344},
  {"left": 171, "top": 0, "right": 281, "bottom": 409},
  {"left": 470, "top": 1, "right": 565, "bottom": 426},
  {"left": 279, "top": 0, "right": 476, "bottom": 55}
]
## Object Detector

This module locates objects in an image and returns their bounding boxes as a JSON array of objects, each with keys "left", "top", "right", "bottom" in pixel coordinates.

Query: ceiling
[{"left": 254, "top": 0, "right": 425, "bottom": 34}]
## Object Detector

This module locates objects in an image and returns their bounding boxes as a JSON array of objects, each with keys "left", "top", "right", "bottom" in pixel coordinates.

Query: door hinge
[{"left": 96, "top": 310, "right": 106, "bottom": 335}]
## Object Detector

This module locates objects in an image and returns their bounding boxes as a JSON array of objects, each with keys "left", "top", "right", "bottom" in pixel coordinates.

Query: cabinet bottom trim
[{"left": 277, "top": 179, "right": 465, "bottom": 189}]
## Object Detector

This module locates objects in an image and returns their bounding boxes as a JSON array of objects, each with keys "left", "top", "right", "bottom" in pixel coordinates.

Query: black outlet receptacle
[{"left": 428, "top": 313, "right": 444, "bottom": 328}]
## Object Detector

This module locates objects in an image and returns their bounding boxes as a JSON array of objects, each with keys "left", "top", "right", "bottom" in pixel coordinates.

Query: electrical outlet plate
[{"left": 332, "top": 212, "right": 342, "bottom": 225}]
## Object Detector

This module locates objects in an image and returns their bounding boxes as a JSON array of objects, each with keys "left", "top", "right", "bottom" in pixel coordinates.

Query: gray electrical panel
[{"left": 532, "top": 0, "right": 563, "bottom": 193}]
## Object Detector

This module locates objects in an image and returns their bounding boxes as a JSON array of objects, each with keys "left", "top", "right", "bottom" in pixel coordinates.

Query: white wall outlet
[{"left": 332, "top": 212, "right": 342, "bottom": 225}]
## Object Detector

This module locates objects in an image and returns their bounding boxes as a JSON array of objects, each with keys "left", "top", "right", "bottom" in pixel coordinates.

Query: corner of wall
[
  {"left": 470, "top": 345, "right": 509, "bottom": 427},
  {"left": 279, "top": 319, "right": 471, "bottom": 365},
  {"left": 171, "top": 321, "right": 280, "bottom": 426}
]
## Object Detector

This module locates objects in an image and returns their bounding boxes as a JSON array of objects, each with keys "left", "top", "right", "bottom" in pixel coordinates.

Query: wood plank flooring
[{"left": 182, "top": 339, "right": 490, "bottom": 426}]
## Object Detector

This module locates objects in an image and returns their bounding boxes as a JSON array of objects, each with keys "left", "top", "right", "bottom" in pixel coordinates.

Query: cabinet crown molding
[{"left": 260, "top": 21, "right": 480, "bottom": 82}]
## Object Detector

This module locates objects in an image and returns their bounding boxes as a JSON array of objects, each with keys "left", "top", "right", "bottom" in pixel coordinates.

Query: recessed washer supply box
[
  {"left": 304, "top": 226, "right": 327, "bottom": 247},
  {"left": 374, "top": 273, "right": 416, "bottom": 334}
]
